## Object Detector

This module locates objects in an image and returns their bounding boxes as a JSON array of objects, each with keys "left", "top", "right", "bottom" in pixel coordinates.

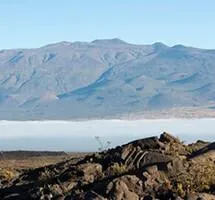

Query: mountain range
[{"left": 1, "top": 38, "right": 215, "bottom": 120}]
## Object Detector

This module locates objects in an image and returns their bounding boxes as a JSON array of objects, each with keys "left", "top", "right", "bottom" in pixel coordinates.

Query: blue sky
[{"left": 1, "top": 0, "right": 214, "bottom": 49}]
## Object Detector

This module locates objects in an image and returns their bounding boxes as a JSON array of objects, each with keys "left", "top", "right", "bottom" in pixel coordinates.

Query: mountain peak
[
  {"left": 152, "top": 42, "right": 169, "bottom": 50},
  {"left": 172, "top": 44, "right": 186, "bottom": 49},
  {"left": 91, "top": 38, "right": 127, "bottom": 45},
  {"left": 0, "top": 40, "right": 215, "bottom": 120},
  {"left": 43, "top": 41, "right": 72, "bottom": 48}
]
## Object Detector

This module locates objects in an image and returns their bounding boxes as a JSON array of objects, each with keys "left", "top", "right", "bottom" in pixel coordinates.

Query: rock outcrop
[{"left": 1, "top": 132, "right": 215, "bottom": 200}]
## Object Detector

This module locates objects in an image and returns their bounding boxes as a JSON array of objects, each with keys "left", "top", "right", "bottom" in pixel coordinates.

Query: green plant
[
  {"left": 185, "top": 145, "right": 193, "bottom": 154},
  {"left": 106, "top": 163, "right": 127, "bottom": 176}
]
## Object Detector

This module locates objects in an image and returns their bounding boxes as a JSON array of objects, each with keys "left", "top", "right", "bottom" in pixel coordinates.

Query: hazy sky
[{"left": 1, "top": 0, "right": 214, "bottom": 49}]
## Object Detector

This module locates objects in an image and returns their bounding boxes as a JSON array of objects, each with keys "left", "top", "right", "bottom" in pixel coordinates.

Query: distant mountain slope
[{"left": 0, "top": 39, "right": 215, "bottom": 119}]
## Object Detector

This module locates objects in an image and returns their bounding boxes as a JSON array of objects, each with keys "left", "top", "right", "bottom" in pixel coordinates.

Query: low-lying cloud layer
[{"left": 0, "top": 119, "right": 215, "bottom": 151}]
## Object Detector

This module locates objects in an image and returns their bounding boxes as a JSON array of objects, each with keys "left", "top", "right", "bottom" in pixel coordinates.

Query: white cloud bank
[{"left": 0, "top": 119, "right": 215, "bottom": 151}]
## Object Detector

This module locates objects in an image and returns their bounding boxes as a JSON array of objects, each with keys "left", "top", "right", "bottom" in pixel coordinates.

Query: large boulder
[{"left": 105, "top": 175, "right": 143, "bottom": 200}]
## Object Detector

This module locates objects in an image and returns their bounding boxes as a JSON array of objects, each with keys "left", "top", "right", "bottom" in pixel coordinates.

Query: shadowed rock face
[{"left": 1, "top": 132, "right": 215, "bottom": 200}]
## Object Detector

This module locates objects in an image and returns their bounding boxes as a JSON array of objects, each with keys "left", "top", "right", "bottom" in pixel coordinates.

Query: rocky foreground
[{"left": 1, "top": 133, "right": 215, "bottom": 200}]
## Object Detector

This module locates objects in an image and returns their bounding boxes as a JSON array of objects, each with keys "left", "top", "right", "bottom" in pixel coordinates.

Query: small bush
[
  {"left": 106, "top": 163, "right": 127, "bottom": 176},
  {"left": 0, "top": 168, "right": 17, "bottom": 182},
  {"left": 172, "top": 158, "right": 215, "bottom": 197},
  {"left": 38, "top": 168, "right": 55, "bottom": 185}
]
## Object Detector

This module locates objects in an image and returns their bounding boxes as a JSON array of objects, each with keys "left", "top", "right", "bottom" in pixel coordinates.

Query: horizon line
[{"left": 1, "top": 38, "right": 214, "bottom": 51}]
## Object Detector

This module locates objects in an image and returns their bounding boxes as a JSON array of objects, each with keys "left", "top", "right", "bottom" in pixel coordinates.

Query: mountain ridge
[
  {"left": 0, "top": 39, "right": 215, "bottom": 120},
  {"left": 4, "top": 38, "right": 215, "bottom": 52}
]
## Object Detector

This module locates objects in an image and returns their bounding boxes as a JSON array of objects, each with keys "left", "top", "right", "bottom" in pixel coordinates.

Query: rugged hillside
[
  {"left": 1, "top": 39, "right": 215, "bottom": 119},
  {"left": 1, "top": 133, "right": 215, "bottom": 200}
]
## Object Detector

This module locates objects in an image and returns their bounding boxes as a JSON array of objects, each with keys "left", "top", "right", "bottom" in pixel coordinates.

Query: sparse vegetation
[
  {"left": 38, "top": 167, "right": 56, "bottom": 185},
  {"left": 95, "top": 136, "right": 111, "bottom": 151},
  {"left": 106, "top": 162, "right": 127, "bottom": 176},
  {"left": 171, "top": 159, "right": 215, "bottom": 197},
  {"left": 0, "top": 168, "right": 17, "bottom": 182},
  {"left": 1, "top": 133, "right": 215, "bottom": 200}
]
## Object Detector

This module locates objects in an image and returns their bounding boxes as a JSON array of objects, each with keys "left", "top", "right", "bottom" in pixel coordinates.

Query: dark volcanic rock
[
  {"left": 1, "top": 133, "right": 215, "bottom": 200},
  {"left": 105, "top": 175, "right": 143, "bottom": 200}
]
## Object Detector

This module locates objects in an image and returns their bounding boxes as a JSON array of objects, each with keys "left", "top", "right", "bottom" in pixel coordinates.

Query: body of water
[{"left": 0, "top": 119, "right": 215, "bottom": 151}]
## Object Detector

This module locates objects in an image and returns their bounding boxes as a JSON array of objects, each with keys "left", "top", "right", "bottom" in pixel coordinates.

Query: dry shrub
[
  {"left": 105, "top": 163, "right": 127, "bottom": 177},
  {"left": 0, "top": 168, "right": 17, "bottom": 182},
  {"left": 38, "top": 167, "right": 55, "bottom": 185},
  {"left": 172, "top": 158, "right": 215, "bottom": 197}
]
